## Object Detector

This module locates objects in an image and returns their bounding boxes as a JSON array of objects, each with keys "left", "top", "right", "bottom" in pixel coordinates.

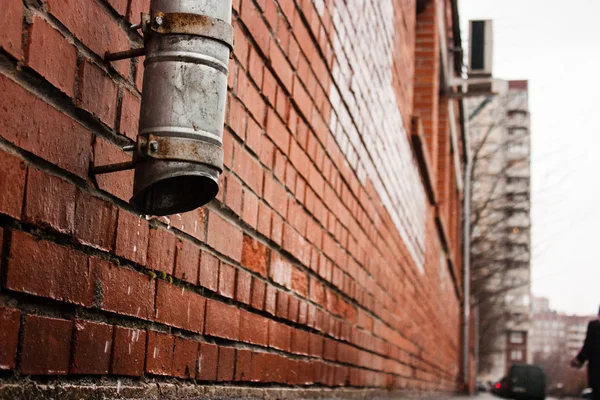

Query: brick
[
  {"left": 290, "top": 139, "right": 310, "bottom": 180},
  {"left": 291, "top": 329, "right": 309, "bottom": 356},
  {"left": 307, "top": 303, "right": 318, "bottom": 328},
  {"left": 235, "top": 268, "right": 252, "bottom": 304},
  {"left": 0, "top": 307, "right": 20, "bottom": 370},
  {"left": 92, "top": 258, "right": 155, "bottom": 319},
  {"left": 0, "top": 74, "right": 92, "bottom": 177},
  {"left": 288, "top": 295, "right": 299, "bottom": 322},
  {"left": 292, "top": 76, "right": 312, "bottom": 121},
  {"left": 155, "top": 280, "right": 206, "bottom": 333},
  {"left": 243, "top": 72, "right": 268, "bottom": 124},
  {"left": 224, "top": 173, "right": 243, "bottom": 215},
  {"left": 199, "top": 250, "right": 219, "bottom": 291},
  {"left": 274, "top": 150, "right": 286, "bottom": 182},
  {"left": 145, "top": 331, "right": 174, "bottom": 376},
  {"left": 241, "top": 235, "right": 270, "bottom": 277},
  {"left": 268, "top": 320, "right": 291, "bottom": 352},
  {"left": 147, "top": 227, "right": 176, "bottom": 275},
  {"left": 259, "top": 135, "right": 275, "bottom": 169},
  {"left": 218, "top": 262, "right": 236, "bottom": 299},
  {"left": 240, "top": 310, "right": 268, "bottom": 347},
  {"left": 173, "top": 337, "right": 198, "bottom": 379},
  {"left": 0, "top": 150, "right": 25, "bottom": 219},
  {"left": 0, "top": 0, "right": 22, "bottom": 59},
  {"left": 270, "top": 42, "right": 294, "bottom": 93},
  {"left": 128, "top": 0, "right": 150, "bottom": 23},
  {"left": 257, "top": 202, "right": 272, "bottom": 238},
  {"left": 265, "top": 283, "right": 277, "bottom": 315},
  {"left": 71, "top": 320, "right": 113, "bottom": 374},
  {"left": 106, "top": 0, "right": 127, "bottom": 15},
  {"left": 291, "top": 266, "right": 309, "bottom": 297},
  {"left": 23, "top": 168, "right": 75, "bottom": 234},
  {"left": 174, "top": 239, "right": 200, "bottom": 285},
  {"left": 7, "top": 231, "right": 93, "bottom": 306},
  {"left": 249, "top": 351, "right": 267, "bottom": 382},
  {"left": 25, "top": 17, "right": 76, "bottom": 97},
  {"left": 78, "top": 61, "right": 118, "bottom": 127},
  {"left": 217, "top": 346, "right": 235, "bottom": 382},
  {"left": 120, "top": 89, "right": 140, "bottom": 141},
  {"left": 235, "top": 349, "right": 252, "bottom": 381},
  {"left": 135, "top": 56, "right": 145, "bottom": 90},
  {"left": 232, "top": 20, "right": 250, "bottom": 68},
  {"left": 21, "top": 315, "right": 72, "bottom": 375},
  {"left": 298, "top": 301, "right": 308, "bottom": 325},
  {"left": 269, "top": 252, "right": 292, "bottom": 288},
  {"left": 233, "top": 143, "right": 264, "bottom": 195},
  {"left": 248, "top": 47, "right": 264, "bottom": 88},
  {"left": 323, "top": 337, "right": 338, "bottom": 362},
  {"left": 172, "top": 206, "right": 205, "bottom": 241},
  {"left": 115, "top": 209, "right": 149, "bottom": 266},
  {"left": 250, "top": 277, "right": 266, "bottom": 310},
  {"left": 207, "top": 211, "right": 243, "bottom": 262},
  {"left": 111, "top": 327, "right": 146, "bottom": 376},
  {"left": 74, "top": 190, "right": 118, "bottom": 251},
  {"left": 228, "top": 96, "right": 247, "bottom": 140},
  {"left": 197, "top": 342, "right": 218, "bottom": 380},
  {"left": 47, "top": 0, "right": 130, "bottom": 76},
  {"left": 307, "top": 333, "right": 325, "bottom": 360},
  {"left": 310, "top": 278, "right": 326, "bottom": 306},
  {"left": 276, "top": 290, "right": 289, "bottom": 319},
  {"left": 240, "top": 0, "right": 270, "bottom": 56},
  {"left": 263, "top": 174, "right": 288, "bottom": 217},
  {"left": 93, "top": 137, "right": 134, "bottom": 201},
  {"left": 246, "top": 116, "right": 262, "bottom": 156},
  {"left": 205, "top": 300, "right": 240, "bottom": 340},
  {"left": 263, "top": 353, "right": 288, "bottom": 383},
  {"left": 275, "top": 85, "right": 289, "bottom": 121},
  {"left": 242, "top": 188, "right": 259, "bottom": 228},
  {"left": 262, "top": 68, "right": 277, "bottom": 106},
  {"left": 288, "top": 199, "right": 307, "bottom": 236},
  {"left": 266, "top": 108, "right": 291, "bottom": 156}
]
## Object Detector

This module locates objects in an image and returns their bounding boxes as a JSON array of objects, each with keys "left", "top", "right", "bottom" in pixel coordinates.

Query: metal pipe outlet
[{"left": 131, "top": 0, "right": 233, "bottom": 216}]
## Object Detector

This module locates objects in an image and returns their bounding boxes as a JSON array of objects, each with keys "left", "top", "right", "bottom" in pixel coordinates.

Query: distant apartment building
[
  {"left": 533, "top": 297, "right": 551, "bottom": 314},
  {"left": 530, "top": 297, "right": 593, "bottom": 358},
  {"left": 468, "top": 80, "right": 532, "bottom": 381}
]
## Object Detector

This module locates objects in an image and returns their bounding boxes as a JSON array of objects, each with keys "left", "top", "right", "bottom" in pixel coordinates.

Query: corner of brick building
[{"left": 0, "top": 0, "right": 472, "bottom": 398}]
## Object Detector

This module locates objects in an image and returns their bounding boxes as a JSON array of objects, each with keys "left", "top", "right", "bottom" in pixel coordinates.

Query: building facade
[
  {"left": 0, "top": 0, "right": 473, "bottom": 398},
  {"left": 468, "top": 80, "right": 532, "bottom": 382},
  {"left": 530, "top": 297, "right": 594, "bottom": 358}
]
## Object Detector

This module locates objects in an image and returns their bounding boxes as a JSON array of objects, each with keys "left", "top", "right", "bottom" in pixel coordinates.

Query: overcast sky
[{"left": 459, "top": 0, "right": 600, "bottom": 316}]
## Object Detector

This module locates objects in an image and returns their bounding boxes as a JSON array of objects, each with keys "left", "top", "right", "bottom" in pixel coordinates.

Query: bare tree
[{"left": 467, "top": 91, "right": 532, "bottom": 377}]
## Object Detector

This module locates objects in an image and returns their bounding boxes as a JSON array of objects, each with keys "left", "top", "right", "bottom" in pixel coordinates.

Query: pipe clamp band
[
  {"left": 138, "top": 135, "right": 224, "bottom": 172},
  {"left": 143, "top": 11, "right": 234, "bottom": 50}
]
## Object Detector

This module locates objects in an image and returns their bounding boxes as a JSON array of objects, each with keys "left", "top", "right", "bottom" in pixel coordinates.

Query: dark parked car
[
  {"left": 477, "top": 381, "right": 489, "bottom": 392},
  {"left": 491, "top": 364, "right": 547, "bottom": 400}
]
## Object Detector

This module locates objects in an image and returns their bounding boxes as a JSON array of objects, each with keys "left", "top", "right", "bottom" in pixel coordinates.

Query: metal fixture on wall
[{"left": 92, "top": 0, "right": 233, "bottom": 216}]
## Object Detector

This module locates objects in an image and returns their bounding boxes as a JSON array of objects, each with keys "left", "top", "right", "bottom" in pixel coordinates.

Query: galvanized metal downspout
[
  {"left": 436, "top": 0, "right": 472, "bottom": 387},
  {"left": 131, "top": 0, "right": 233, "bottom": 216},
  {"left": 462, "top": 146, "right": 472, "bottom": 388}
]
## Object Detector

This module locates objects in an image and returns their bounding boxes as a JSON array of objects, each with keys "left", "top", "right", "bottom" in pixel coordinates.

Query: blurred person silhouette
[{"left": 571, "top": 306, "right": 600, "bottom": 399}]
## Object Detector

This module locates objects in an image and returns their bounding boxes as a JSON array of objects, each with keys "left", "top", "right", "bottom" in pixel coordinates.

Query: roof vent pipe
[{"left": 95, "top": 0, "right": 233, "bottom": 216}]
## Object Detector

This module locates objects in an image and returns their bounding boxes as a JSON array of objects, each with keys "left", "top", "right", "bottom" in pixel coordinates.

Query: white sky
[{"left": 459, "top": 0, "right": 600, "bottom": 316}]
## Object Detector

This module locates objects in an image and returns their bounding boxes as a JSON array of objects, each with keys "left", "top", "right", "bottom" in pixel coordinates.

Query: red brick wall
[{"left": 0, "top": 0, "right": 465, "bottom": 397}]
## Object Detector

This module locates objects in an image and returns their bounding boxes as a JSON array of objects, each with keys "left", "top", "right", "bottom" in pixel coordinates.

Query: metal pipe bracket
[
  {"left": 142, "top": 10, "right": 234, "bottom": 50},
  {"left": 137, "top": 135, "right": 224, "bottom": 172}
]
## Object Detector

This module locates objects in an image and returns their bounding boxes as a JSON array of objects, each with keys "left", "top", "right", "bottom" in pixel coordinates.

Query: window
[
  {"left": 511, "top": 350, "right": 523, "bottom": 361},
  {"left": 510, "top": 332, "right": 524, "bottom": 344},
  {"left": 508, "top": 127, "right": 527, "bottom": 136},
  {"left": 508, "top": 141, "right": 527, "bottom": 153}
]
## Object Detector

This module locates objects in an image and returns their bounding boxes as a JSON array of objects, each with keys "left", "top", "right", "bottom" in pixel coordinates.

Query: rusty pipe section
[{"left": 131, "top": 0, "right": 233, "bottom": 216}]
